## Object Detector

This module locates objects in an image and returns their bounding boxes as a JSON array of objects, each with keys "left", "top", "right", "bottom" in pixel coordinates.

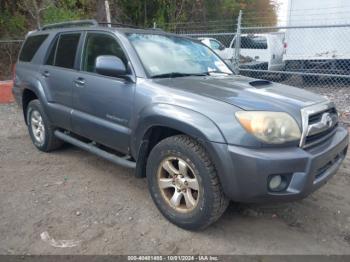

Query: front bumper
[{"left": 210, "top": 126, "right": 348, "bottom": 203}]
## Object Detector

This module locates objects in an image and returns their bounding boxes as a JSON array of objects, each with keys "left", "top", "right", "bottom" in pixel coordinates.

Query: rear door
[
  {"left": 40, "top": 32, "right": 82, "bottom": 130},
  {"left": 71, "top": 31, "right": 135, "bottom": 153}
]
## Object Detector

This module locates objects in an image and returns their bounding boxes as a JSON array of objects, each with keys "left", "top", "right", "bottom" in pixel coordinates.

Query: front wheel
[{"left": 146, "top": 135, "right": 229, "bottom": 230}]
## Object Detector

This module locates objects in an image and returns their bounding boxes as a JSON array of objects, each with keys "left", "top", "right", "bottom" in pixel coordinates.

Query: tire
[
  {"left": 26, "top": 99, "right": 63, "bottom": 152},
  {"left": 146, "top": 135, "right": 229, "bottom": 230}
]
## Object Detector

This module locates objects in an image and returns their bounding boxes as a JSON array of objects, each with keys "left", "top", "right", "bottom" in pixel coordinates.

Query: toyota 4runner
[{"left": 13, "top": 20, "right": 349, "bottom": 230}]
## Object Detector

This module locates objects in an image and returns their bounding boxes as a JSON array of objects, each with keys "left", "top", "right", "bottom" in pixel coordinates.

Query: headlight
[{"left": 235, "top": 111, "right": 301, "bottom": 144}]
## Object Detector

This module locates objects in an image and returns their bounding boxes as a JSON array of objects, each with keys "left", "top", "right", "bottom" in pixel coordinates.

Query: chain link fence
[
  {"left": 160, "top": 21, "right": 236, "bottom": 49},
  {"left": 0, "top": 40, "right": 23, "bottom": 80}
]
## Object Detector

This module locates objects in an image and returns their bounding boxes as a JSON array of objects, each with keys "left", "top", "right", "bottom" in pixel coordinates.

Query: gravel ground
[{"left": 0, "top": 103, "right": 349, "bottom": 255}]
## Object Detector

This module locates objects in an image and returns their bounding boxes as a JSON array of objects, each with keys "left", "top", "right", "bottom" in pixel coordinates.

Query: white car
[
  {"left": 198, "top": 37, "right": 234, "bottom": 63},
  {"left": 199, "top": 33, "right": 285, "bottom": 71}
]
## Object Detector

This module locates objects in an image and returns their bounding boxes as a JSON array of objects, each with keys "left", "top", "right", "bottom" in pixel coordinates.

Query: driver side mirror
[{"left": 95, "top": 55, "right": 127, "bottom": 77}]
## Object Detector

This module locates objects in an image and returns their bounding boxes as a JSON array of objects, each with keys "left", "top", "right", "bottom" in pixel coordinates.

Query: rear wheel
[
  {"left": 146, "top": 135, "right": 229, "bottom": 230},
  {"left": 26, "top": 99, "right": 63, "bottom": 152}
]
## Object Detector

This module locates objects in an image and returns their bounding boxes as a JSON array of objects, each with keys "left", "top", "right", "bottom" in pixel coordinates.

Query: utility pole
[
  {"left": 234, "top": 10, "right": 242, "bottom": 74},
  {"left": 105, "top": 0, "right": 111, "bottom": 27},
  {"left": 144, "top": 1, "right": 147, "bottom": 26}
]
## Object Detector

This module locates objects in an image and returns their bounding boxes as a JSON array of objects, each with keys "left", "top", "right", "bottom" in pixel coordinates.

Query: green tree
[
  {"left": 0, "top": 0, "right": 278, "bottom": 38},
  {"left": 42, "top": 0, "right": 85, "bottom": 25}
]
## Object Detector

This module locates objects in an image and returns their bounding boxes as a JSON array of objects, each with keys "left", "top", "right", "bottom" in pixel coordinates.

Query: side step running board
[{"left": 54, "top": 130, "right": 136, "bottom": 169}]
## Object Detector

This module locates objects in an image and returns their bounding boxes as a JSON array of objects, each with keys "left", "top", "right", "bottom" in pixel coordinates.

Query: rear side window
[
  {"left": 54, "top": 33, "right": 81, "bottom": 69},
  {"left": 19, "top": 35, "right": 48, "bottom": 62}
]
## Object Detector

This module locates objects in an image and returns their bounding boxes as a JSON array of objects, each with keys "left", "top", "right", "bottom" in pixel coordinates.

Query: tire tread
[{"left": 151, "top": 135, "right": 229, "bottom": 229}]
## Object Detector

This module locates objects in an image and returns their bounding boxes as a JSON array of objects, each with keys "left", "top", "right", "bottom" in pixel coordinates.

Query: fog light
[{"left": 269, "top": 175, "right": 282, "bottom": 190}]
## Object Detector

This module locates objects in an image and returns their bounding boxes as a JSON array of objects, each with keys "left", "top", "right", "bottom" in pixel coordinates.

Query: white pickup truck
[{"left": 199, "top": 33, "right": 285, "bottom": 71}]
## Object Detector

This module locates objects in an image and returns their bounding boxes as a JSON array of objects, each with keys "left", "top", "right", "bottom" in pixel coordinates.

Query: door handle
[
  {"left": 74, "top": 78, "right": 85, "bottom": 87},
  {"left": 42, "top": 71, "right": 50, "bottom": 78}
]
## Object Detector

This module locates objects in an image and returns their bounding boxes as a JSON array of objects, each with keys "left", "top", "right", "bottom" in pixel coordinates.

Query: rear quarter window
[{"left": 19, "top": 34, "right": 48, "bottom": 62}]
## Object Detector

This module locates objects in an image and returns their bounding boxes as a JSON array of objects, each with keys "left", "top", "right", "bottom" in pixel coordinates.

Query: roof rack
[
  {"left": 99, "top": 23, "right": 165, "bottom": 32},
  {"left": 40, "top": 20, "right": 162, "bottom": 31},
  {"left": 98, "top": 22, "right": 141, "bottom": 29},
  {"left": 41, "top": 20, "right": 98, "bottom": 31},
  {"left": 149, "top": 27, "right": 164, "bottom": 32}
]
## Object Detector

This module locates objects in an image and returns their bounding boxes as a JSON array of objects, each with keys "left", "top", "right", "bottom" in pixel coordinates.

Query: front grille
[
  {"left": 308, "top": 108, "right": 337, "bottom": 125},
  {"left": 305, "top": 123, "right": 338, "bottom": 145},
  {"left": 304, "top": 107, "right": 338, "bottom": 148}
]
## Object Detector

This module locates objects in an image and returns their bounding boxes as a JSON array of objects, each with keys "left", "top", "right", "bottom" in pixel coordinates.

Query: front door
[{"left": 71, "top": 32, "right": 135, "bottom": 154}]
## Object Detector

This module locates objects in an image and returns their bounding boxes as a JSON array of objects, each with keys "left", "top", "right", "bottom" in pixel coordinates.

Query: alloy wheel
[
  {"left": 30, "top": 110, "right": 45, "bottom": 145},
  {"left": 157, "top": 157, "right": 200, "bottom": 213}
]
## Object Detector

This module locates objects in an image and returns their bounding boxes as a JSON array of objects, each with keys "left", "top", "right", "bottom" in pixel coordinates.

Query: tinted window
[
  {"left": 45, "top": 36, "right": 59, "bottom": 65},
  {"left": 241, "top": 36, "right": 267, "bottom": 49},
  {"left": 55, "top": 33, "right": 80, "bottom": 69},
  {"left": 82, "top": 33, "right": 127, "bottom": 73},
  {"left": 19, "top": 35, "right": 48, "bottom": 62}
]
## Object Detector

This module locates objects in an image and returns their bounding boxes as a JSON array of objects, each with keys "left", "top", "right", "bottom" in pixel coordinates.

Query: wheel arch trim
[{"left": 132, "top": 103, "right": 226, "bottom": 158}]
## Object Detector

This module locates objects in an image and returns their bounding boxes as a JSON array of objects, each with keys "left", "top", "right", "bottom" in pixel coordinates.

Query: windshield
[{"left": 127, "top": 33, "right": 233, "bottom": 78}]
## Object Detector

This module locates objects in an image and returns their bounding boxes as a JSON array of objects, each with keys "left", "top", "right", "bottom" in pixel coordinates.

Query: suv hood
[{"left": 154, "top": 75, "right": 327, "bottom": 117}]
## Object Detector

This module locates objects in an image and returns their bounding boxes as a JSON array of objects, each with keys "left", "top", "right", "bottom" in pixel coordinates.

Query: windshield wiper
[
  {"left": 151, "top": 72, "right": 207, "bottom": 79},
  {"left": 203, "top": 70, "right": 231, "bottom": 75}
]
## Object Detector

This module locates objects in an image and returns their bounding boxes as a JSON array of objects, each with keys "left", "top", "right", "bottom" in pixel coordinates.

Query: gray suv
[{"left": 13, "top": 20, "right": 348, "bottom": 230}]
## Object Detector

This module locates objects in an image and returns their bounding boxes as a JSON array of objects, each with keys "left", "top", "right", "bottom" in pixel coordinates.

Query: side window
[
  {"left": 45, "top": 36, "right": 59, "bottom": 65},
  {"left": 241, "top": 36, "right": 267, "bottom": 49},
  {"left": 82, "top": 33, "right": 127, "bottom": 73},
  {"left": 209, "top": 40, "right": 221, "bottom": 50},
  {"left": 250, "top": 36, "right": 268, "bottom": 49},
  {"left": 19, "top": 34, "right": 48, "bottom": 62},
  {"left": 240, "top": 37, "right": 250, "bottom": 49},
  {"left": 54, "top": 33, "right": 81, "bottom": 69}
]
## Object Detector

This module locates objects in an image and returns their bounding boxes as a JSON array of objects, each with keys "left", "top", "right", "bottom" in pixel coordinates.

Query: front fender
[{"left": 131, "top": 103, "right": 226, "bottom": 158}]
